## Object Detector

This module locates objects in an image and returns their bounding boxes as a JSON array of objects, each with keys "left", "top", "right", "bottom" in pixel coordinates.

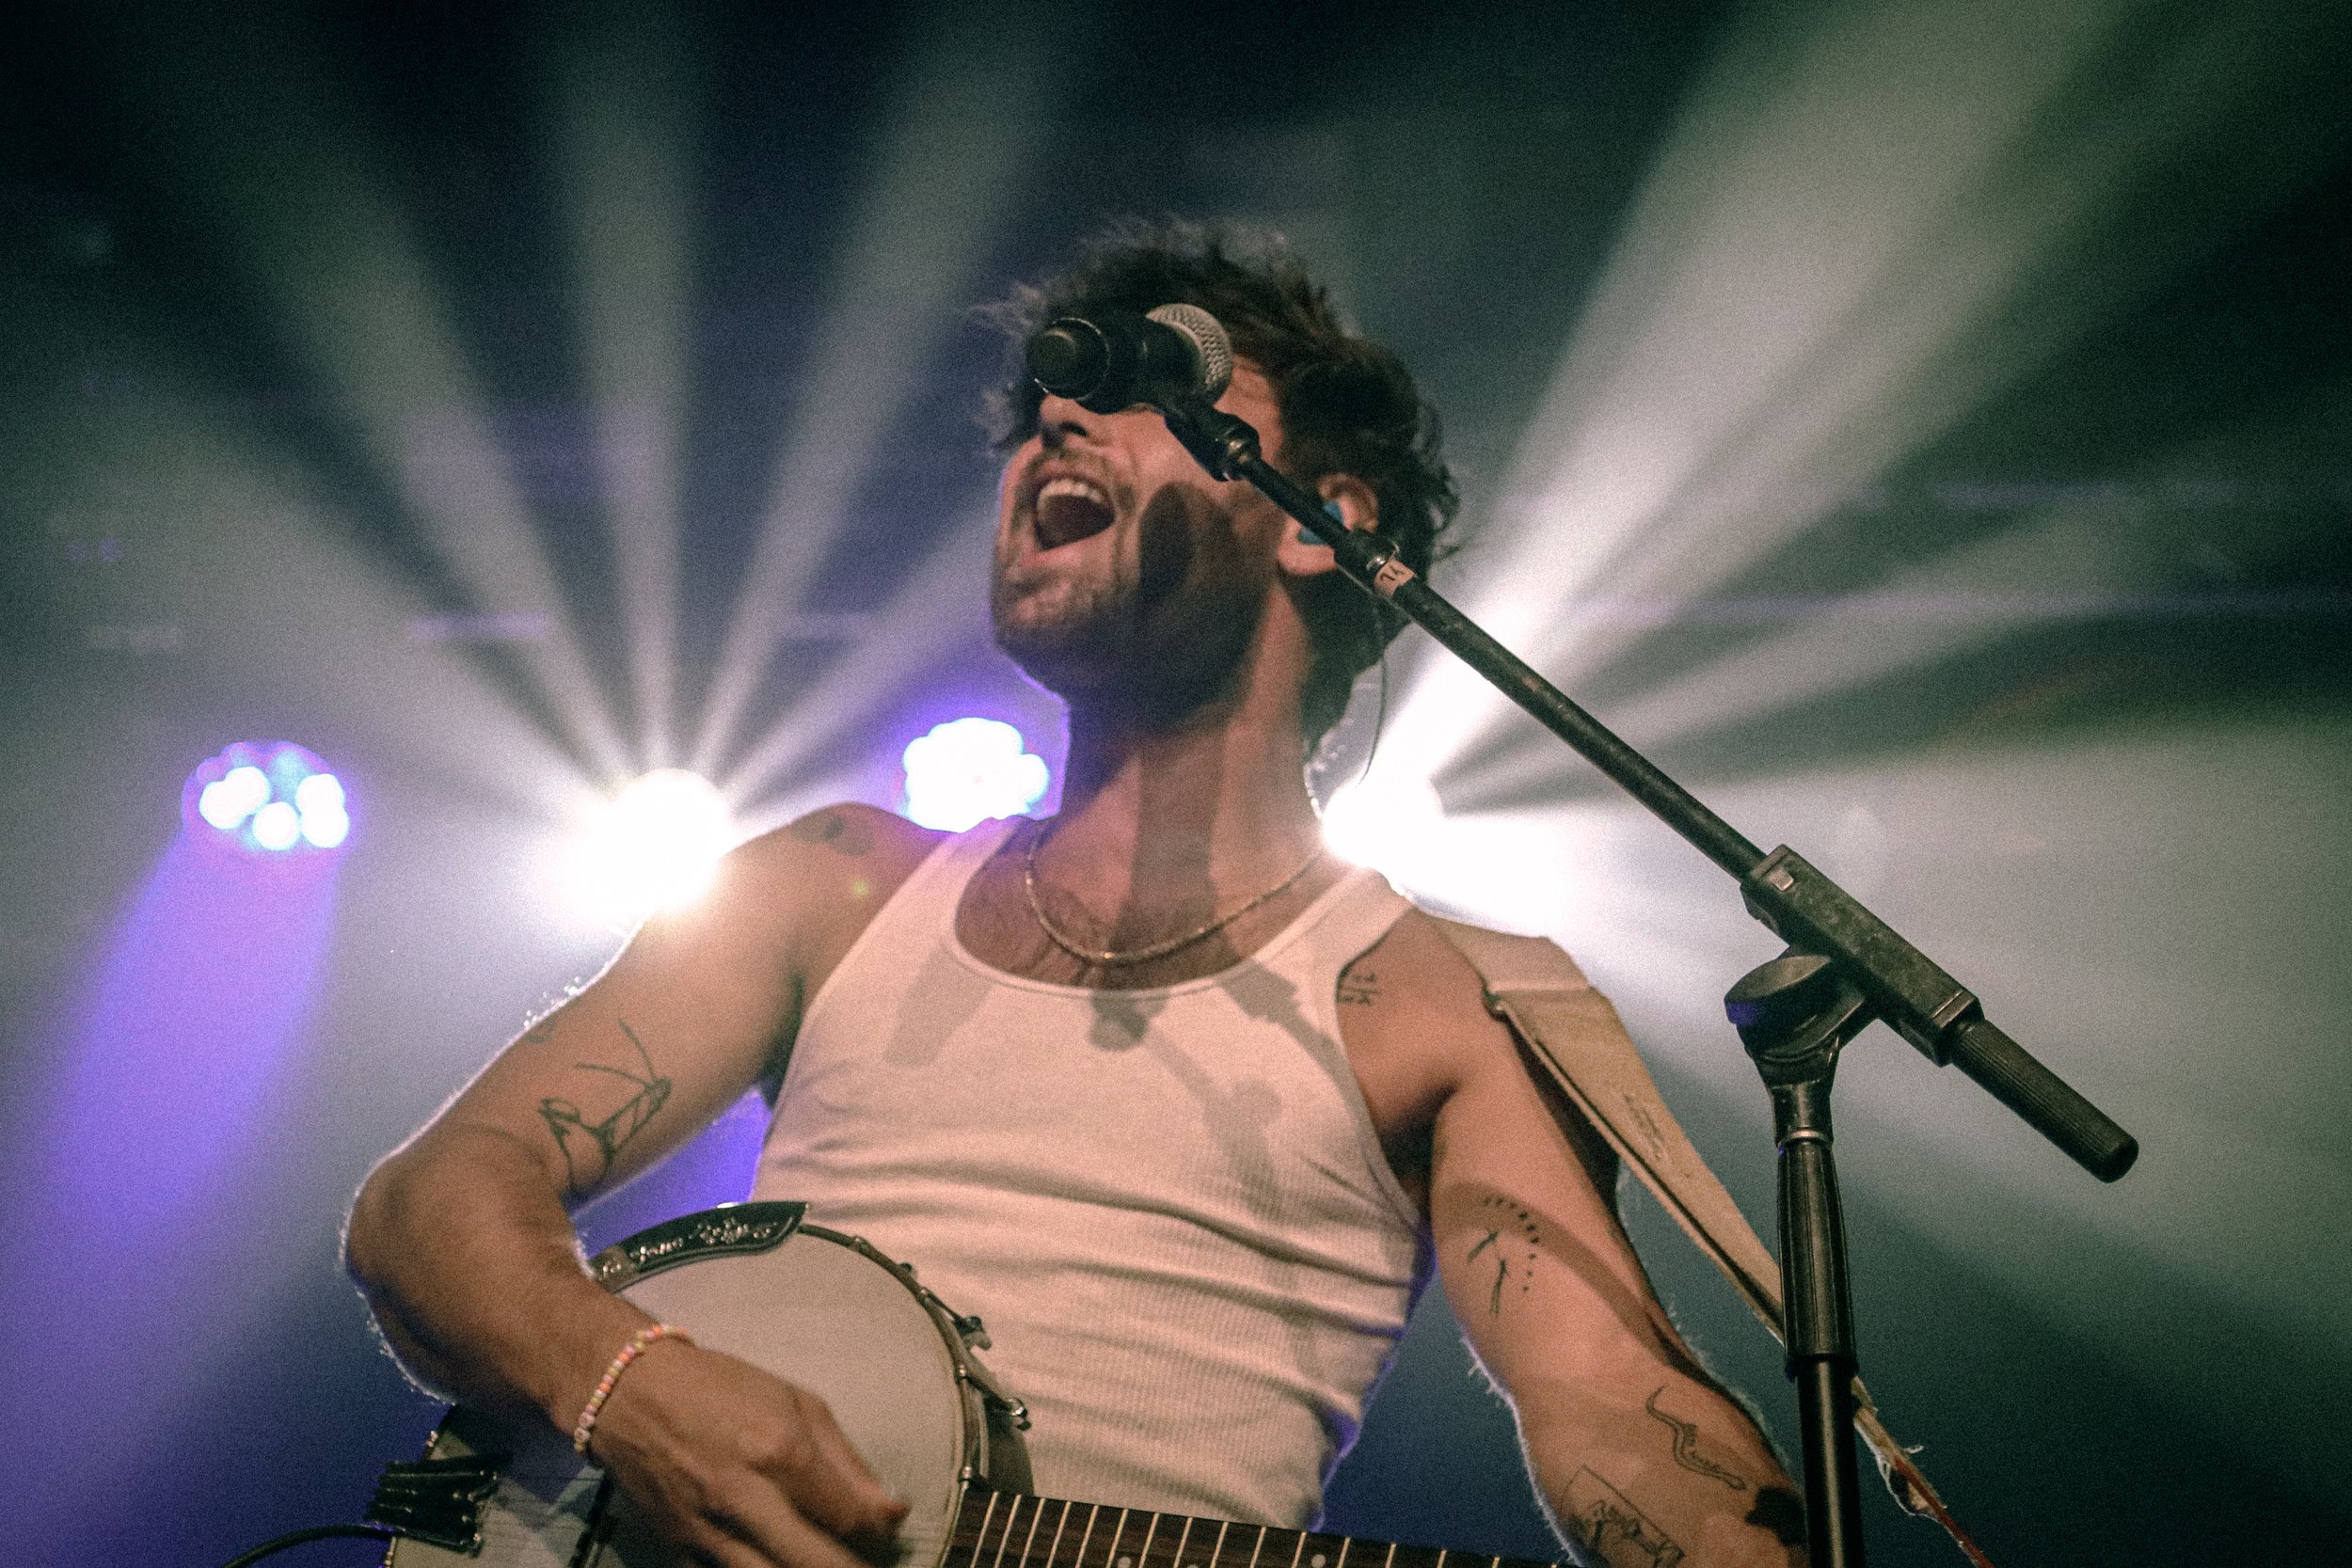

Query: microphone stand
[{"left": 1151, "top": 397, "right": 2138, "bottom": 1568}]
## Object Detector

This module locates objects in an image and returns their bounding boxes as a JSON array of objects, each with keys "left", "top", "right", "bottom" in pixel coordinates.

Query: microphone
[{"left": 1025, "top": 304, "right": 1234, "bottom": 414}]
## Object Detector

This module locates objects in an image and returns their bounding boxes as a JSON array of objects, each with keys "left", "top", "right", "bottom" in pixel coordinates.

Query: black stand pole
[
  {"left": 1139, "top": 393, "right": 2144, "bottom": 1559},
  {"left": 1728, "top": 953, "right": 1875, "bottom": 1568}
]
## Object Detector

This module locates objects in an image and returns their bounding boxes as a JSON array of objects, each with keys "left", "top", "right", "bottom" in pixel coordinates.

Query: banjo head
[{"left": 389, "top": 1204, "right": 1021, "bottom": 1568}]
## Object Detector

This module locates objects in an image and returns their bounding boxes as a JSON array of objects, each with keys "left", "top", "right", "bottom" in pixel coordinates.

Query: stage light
[
  {"left": 901, "top": 718, "right": 1049, "bottom": 832},
  {"left": 251, "top": 800, "right": 300, "bottom": 851},
  {"left": 294, "top": 773, "right": 350, "bottom": 847},
  {"left": 1321, "top": 771, "right": 1449, "bottom": 889},
  {"left": 182, "top": 742, "right": 352, "bottom": 857},
  {"left": 198, "top": 766, "right": 269, "bottom": 831},
  {"left": 568, "top": 768, "right": 736, "bottom": 929}
]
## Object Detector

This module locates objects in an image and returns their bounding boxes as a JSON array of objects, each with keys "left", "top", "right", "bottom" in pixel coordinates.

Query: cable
[{"left": 215, "top": 1523, "right": 395, "bottom": 1568}]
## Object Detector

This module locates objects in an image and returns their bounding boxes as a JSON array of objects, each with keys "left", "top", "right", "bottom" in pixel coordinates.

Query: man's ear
[{"left": 1276, "top": 475, "right": 1379, "bottom": 578}]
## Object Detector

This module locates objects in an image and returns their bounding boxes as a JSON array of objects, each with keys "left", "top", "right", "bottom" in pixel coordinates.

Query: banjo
[{"left": 376, "top": 1201, "right": 1565, "bottom": 1568}]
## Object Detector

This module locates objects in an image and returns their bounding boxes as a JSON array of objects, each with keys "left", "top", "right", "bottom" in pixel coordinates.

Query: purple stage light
[
  {"left": 3, "top": 790, "right": 348, "bottom": 1546},
  {"left": 182, "top": 741, "right": 352, "bottom": 855},
  {"left": 901, "top": 718, "right": 1049, "bottom": 832}
]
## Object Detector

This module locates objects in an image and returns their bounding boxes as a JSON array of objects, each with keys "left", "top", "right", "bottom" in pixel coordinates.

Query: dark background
[{"left": 3, "top": 2, "right": 2348, "bottom": 1564}]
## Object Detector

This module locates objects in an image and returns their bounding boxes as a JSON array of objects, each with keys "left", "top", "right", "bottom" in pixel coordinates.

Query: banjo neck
[{"left": 949, "top": 1487, "right": 1555, "bottom": 1568}]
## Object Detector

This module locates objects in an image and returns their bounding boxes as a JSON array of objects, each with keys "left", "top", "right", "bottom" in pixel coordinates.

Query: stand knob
[{"left": 1727, "top": 952, "right": 1869, "bottom": 1072}]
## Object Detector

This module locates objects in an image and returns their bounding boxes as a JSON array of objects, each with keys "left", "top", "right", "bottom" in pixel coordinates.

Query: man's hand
[{"left": 585, "top": 1339, "right": 910, "bottom": 1568}]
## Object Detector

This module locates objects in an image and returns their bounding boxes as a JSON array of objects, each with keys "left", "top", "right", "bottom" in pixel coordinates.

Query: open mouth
[{"left": 1032, "top": 475, "right": 1117, "bottom": 550}]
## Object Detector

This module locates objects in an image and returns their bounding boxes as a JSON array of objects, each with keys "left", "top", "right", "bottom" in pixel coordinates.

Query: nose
[{"left": 1036, "top": 393, "right": 1093, "bottom": 449}]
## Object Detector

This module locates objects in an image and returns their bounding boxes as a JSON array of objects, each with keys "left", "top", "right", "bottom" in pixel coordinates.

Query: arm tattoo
[
  {"left": 788, "top": 808, "right": 873, "bottom": 855},
  {"left": 1466, "top": 1228, "right": 1504, "bottom": 1313},
  {"left": 536, "top": 1021, "right": 671, "bottom": 1197},
  {"left": 1564, "top": 1469, "right": 1684, "bottom": 1568},
  {"left": 1644, "top": 1386, "right": 1750, "bottom": 1490},
  {"left": 1336, "top": 963, "right": 1379, "bottom": 1006},
  {"left": 1467, "top": 1195, "right": 1540, "bottom": 1316}
]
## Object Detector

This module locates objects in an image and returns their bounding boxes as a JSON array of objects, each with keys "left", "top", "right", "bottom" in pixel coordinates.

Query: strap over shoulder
[
  {"left": 1424, "top": 919, "right": 1781, "bottom": 1324},
  {"left": 1425, "top": 916, "right": 1992, "bottom": 1565}
]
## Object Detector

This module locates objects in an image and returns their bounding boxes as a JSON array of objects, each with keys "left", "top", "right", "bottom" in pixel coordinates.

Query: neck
[{"left": 1047, "top": 668, "right": 1321, "bottom": 907}]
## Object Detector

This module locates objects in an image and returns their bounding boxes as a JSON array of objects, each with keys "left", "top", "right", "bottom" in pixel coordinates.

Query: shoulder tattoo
[{"left": 788, "top": 809, "right": 874, "bottom": 856}]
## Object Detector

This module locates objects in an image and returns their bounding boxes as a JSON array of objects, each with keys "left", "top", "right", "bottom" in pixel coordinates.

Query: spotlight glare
[
  {"left": 294, "top": 773, "right": 345, "bottom": 816},
  {"left": 183, "top": 742, "right": 353, "bottom": 857},
  {"left": 199, "top": 766, "right": 271, "bottom": 830},
  {"left": 294, "top": 772, "right": 350, "bottom": 847},
  {"left": 1321, "top": 772, "right": 1449, "bottom": 887},
  {"left": 251, "top": 800, "right": 302, "bottom": 851},
  {"left": 568, "top": 768, "right": 737, "bottom": 929},
  {"left": 901, "top": 718, "right": 1050, "bottom": 832}
]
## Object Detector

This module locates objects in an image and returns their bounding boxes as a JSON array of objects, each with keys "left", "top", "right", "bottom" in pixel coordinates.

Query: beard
[{"left": 992, "top": 487, "right": 1267, "bottom": 726}]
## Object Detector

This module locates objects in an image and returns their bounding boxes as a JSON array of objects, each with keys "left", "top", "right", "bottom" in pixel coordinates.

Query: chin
[
  {"left": 994, "top": 604, "right": 1262, "bottom": 729},
  {"left": 991, "top": 579, "right": 1128, "bottom": 678},
  {"left": 992, "top": 616, "right": 1126, "bottom": 705}
]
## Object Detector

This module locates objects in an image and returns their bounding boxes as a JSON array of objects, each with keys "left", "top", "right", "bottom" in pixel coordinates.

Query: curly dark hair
[{"left": 983, "top": 219, "right": 1457, "bottom": 753}]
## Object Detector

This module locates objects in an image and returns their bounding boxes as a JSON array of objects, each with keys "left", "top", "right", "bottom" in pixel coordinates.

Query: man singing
[{"left": 345, "top": 223, "right": 1805, "bottom": 1568}]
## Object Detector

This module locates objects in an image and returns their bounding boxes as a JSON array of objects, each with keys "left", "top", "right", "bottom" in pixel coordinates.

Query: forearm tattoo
[
  {"left": 1565, "top": 1469, "right": 1684, "bottom": 1568},
  {"left": 536, "top": 1021, "right": 671, "bottom": 1198},
  {"left": 1644, "top": 1386, "right": 1750, "bottom": 1490}
]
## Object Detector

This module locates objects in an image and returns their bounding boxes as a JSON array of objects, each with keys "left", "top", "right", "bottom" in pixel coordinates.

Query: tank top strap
[
  {"left": 794, "top": 817, "right": 1014, "bottom": 1046},
  {"left": 918, "top": 815, "right": 1023, "bottom": 900},
  {"left": 864, "top": 816, "right": 1017, "bottom": 950},
  {"left": 1258, "top": 863, "right": 1412, "bottom": 985}
]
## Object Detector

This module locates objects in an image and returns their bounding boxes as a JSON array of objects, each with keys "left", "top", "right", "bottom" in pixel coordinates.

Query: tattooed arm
[
  {"left": 1343, "top": 914, "right": 1804, "bottom": 1568},
  {"left": 344, "top": 803, "right": 934, "bottom": 1568}
]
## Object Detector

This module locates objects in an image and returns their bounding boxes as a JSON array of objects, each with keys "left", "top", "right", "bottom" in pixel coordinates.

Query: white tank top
[{"left": 751, "top": 818, "right": 1422, "bottom": 1527}]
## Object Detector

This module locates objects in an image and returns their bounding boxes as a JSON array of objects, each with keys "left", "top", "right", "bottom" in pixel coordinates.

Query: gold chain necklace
[{"left": 1020, "top": 819, "right": 1327, "bottom": 969}]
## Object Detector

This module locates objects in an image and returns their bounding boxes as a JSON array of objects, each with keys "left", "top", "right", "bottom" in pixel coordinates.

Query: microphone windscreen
[{"left": 1146, "top": 304, "right": 1234, "bottom": 400}]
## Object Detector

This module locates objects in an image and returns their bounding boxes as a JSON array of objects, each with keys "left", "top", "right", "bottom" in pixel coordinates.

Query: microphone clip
[{"left": 1155, "top": 398, "right": 1262, "bottom": 483}]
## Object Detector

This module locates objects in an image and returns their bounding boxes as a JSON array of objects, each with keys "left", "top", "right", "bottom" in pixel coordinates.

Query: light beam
[
  {"left": 1384, "top": 0, "right": 2351, "bottom": 781},
  {"left": 546, "top": 0, "right": 697, "bottom": 768},
  {"left": 688, "top": 3, "right": 1083, "bottom": 776}
]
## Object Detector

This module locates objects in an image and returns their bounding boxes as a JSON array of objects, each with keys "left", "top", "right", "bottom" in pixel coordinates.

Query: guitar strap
[{"left": 1426, "top": 919, "right": 1994, "bottom": 1568}]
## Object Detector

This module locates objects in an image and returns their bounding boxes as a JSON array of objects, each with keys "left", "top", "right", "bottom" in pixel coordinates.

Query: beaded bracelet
[{"left": 572, "top": 1322, "right": 693, "bottom": 1454}]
